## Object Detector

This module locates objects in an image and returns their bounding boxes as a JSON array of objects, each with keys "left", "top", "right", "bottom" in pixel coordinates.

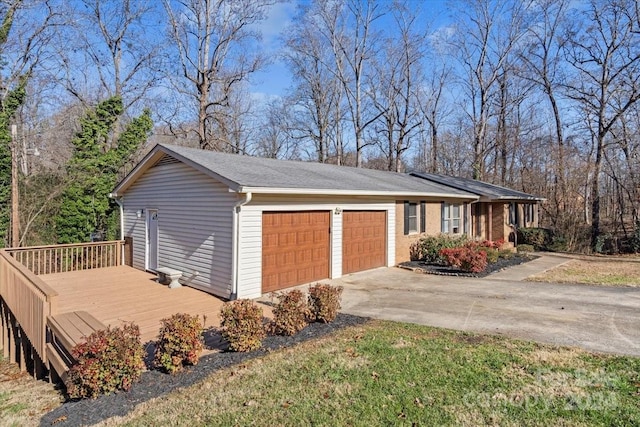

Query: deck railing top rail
[
  {"left": 6, "top": 240, "right": 125, "bottom": 253},
  {"left": 5, "top": 240, "right": 125, "bottom": 276}
]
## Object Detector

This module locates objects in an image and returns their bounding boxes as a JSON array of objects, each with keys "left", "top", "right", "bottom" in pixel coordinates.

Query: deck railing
[
  {"left": 6, "top": 240, "right": 124, "bottom": 275},
  {"left": 0, "top": 250, "right": 58, "bottom": 371}
]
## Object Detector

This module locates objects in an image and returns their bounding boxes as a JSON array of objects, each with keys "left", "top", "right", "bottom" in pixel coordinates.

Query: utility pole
[{"left": 10, "top": 124, "right": 18, "bottom": 248}]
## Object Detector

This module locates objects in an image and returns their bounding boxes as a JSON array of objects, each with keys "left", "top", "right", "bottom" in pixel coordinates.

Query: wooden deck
[{"left": 39, "top": 266, "right": 226, "bottom": 345}]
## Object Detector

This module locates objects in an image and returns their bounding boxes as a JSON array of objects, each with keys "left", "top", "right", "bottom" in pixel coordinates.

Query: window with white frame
[{"left": 442, "top": 203, "right": 462, "bottom": 234}]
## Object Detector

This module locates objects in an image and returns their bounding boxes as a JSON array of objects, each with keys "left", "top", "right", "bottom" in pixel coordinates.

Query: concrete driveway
[{"left": 330, "top": 256, "right": 640, "bottom": 357}]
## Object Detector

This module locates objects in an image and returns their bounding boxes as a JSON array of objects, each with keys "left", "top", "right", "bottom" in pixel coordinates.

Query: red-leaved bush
[
  {"left": 65, "top": 323, "right": 145, "bottom": 399},
  {"left": 439, "top": 246, "right": 488, "bottom": 273}
]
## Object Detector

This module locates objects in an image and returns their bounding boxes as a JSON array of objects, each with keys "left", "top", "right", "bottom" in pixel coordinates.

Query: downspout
[
  {"left": 108, "top": 193, "right": 125, "bottom": 265},
  {"left": 231, "top": 191, "right": 252, "bottom": 300}
]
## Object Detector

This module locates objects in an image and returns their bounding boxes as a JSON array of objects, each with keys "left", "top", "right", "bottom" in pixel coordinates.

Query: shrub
[
  {"left": 547, "top": 234, "right": 568, "bottom": 252},
  {"left": 518, "top": 227, "right": 547, "bottom": 249},
  {"left": 480, "top": 247, "right": 500, "bottom": 263},
  {"left": 154, "top": 313, "right": 204, "bottom": 374},
  {"left": 517, "top": 244, "right": 534, "bottom": 253},
  {"left": 220, "top": 299, "right": 265, "bottom": 352},
  {"left": 439, "top": 247, "right": 488, "bottom": 273},
  {"left": 518, "top": 227, "right": 568, "bottom": 252},
  {"left": 269, "top": 290, "right": 311, "bottom": 336},
  {"left": 498, "top": 249, "right": 515, "bottom": 259},
  {"left": 65, "top": 323, "right": 145, "bottom": 399},
  {"left": 410, "top": 234, "right": 469, "bottom": 263},
  {"left": 308, "top": 284, "right": 343, "bottom": 323},
  {"left": 630, "top": 220, "right": 640, "bottom": 253}
]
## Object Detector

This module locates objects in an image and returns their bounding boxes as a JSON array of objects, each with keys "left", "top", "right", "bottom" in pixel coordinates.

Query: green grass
[
  {"left": 99, "top": 321, "right": 640, "bottom": 427},
  {"left": 0, "top": 392, "right": 29, "bottom": 414}
]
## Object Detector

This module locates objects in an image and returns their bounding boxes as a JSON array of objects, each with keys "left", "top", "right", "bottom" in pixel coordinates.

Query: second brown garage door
[
  {"left": 262, "top": 211, "right": 330, "bottom": 293},
  {"left": 342, "top": 211, "right": 387, "bottom": 274}
]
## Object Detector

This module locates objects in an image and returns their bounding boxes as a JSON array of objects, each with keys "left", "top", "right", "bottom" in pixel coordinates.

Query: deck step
[{"left": 46, "top": 311, "right": 106, "bottom": 380}]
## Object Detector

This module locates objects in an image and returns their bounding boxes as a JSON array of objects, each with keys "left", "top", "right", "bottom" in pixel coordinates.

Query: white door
[{"left": 147, "top": 209, "right": 158, "bottom": 271}]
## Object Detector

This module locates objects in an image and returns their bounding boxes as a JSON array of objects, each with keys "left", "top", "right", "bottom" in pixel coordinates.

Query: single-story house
[
  {"left": 410, "top": 172, "right": 545, "bottom": 244},
  {"left": 110, "top": 144, "right": 480, "bottom": 299}
]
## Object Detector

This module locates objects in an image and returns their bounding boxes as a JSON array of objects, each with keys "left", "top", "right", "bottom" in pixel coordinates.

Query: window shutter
[
  {"left": 403, "top": 201, "right": 410, "bottom": 235},
  {"left": 420, "top": 201, "right": 426, "bottom": 233},
  {"left": 463, "top": 202, "right": 469, "bottom": 235},
  {"left": 441, "top": 202, "right": 446, "bottom": 233}
]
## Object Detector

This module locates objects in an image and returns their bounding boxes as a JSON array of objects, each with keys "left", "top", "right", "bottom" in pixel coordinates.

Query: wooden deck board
[{"left": 40, "top": 266, "right": 227, "bottom": 344}]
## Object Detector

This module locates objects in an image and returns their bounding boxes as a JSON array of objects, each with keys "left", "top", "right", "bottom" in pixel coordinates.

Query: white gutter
[
  {"left": 235, "top": 186, "right": 479, "bottom": 199},
  {"left": 230, "top": 192, "right": 252, "bottom": 300},
  {"left": 108, "top": 192, "right": 125, "bottom": 265}
]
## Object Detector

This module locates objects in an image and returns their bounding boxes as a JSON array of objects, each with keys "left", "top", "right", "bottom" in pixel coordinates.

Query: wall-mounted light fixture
[
  {"left": 136, "top": 209, "right": 144, "bottom": 219},
  {"left": 334, "top": 207, "right": 342, "bottom": 215}
]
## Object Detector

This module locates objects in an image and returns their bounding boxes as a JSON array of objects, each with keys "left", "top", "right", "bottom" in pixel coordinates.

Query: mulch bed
[
  {"left": 39, "top": 313, "right": 369, "bottom": 427},
  {"left": 399, "top": 254, "right": 538, "bottom": 278}
]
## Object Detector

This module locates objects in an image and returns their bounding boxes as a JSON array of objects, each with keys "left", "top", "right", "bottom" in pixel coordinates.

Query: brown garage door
[
  {"left": 262, "top": 211, "right": 330, "bottom": 293},
  {"left": 342, "top": 211, "right": 387, "bottom": 274}
]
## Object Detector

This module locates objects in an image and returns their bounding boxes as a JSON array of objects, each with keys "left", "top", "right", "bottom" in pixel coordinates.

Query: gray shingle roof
[
  {"left": 139, "top": 144, "right": 477, "bottom": 198},
  {"left": 410, "top": 172, "right": 544, "bottom": 201}
]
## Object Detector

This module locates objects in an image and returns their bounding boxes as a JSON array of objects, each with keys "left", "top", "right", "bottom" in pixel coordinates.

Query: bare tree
[
  {"left": 563, "top": 0, "right": 640, "bottom": 250},
  {"left": 369, "top": 1, "right": 424, "bottom": 172},
  {"left": 449, "top": 0, "right": 529, "bottom": 179},
  {"left": 316, "top": 0, "right": 384, "bottom": 167},
  {"left": 283, "top": 3, "right": 341, "bottom": 163},
  {"left": 419, "top": 65, "right": 451, "bottom": 173},
  {"left": 53, "top": 0, "right": 161, "bottom": 115},
  {"left": 519, "top": 0, "right": 570, "bottom": 219},
  {"left": 255, "top": 97, "right": 299, "bottom": 160},
  {"left": 163, "top": 0, "right": 272, "bottom": 150}
]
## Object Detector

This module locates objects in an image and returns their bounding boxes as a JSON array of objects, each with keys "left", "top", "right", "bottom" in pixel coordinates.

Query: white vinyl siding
[
  {"left": 122, "top": 161, "right": 237, "bottom": 297},
  {"left": 237, "top": 195, "right": 395, "bottom": 299}
]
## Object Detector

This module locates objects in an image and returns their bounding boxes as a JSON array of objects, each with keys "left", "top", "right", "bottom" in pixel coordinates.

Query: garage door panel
[
  {"left": 343, "top": 211, "right": 386, "bottom": 275},
  {"left": 262, "top": 211, "right": 330, "bottom": 293}
]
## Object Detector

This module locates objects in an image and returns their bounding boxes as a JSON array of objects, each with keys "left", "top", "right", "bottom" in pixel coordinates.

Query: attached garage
[
  {"left": 113, "top": 144, "right": 479, "bottom": 300},
  {"left": 342, "top": 211, "right": 387, "bottom": 274},
  {"left": 262, "top": 211, "right": 330, "bottom": 293}
]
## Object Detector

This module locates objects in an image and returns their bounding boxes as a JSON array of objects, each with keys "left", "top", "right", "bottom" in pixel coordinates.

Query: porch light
[
  {"left": 334, "top": 207, "right": 342, "bottom": 215},
  {"left": 136, "top": 209, "right": 144, "bottom": 219}
]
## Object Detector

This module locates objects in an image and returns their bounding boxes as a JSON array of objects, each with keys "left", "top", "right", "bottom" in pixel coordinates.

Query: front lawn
[
  {"left": 528, "top": 259, "right": 640, "bottom": 287},
  {"left": 99, "top": 320, "right": 640, "bottom": 426}
]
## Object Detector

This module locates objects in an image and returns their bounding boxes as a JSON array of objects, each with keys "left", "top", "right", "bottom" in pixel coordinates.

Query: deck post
[
  {"left": 8, "top": 313, "right": 17, "bottom": 364},
  {"left": 1, "top": 301, "right": 7, "bottom": 359},
  {"left": 116, "top": 240, "right": 123, "bottom": 266}
]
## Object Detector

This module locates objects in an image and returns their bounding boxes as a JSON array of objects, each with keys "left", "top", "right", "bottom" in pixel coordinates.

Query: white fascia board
[{"left": 236, "top": 186, "right": 480, "bottom": 200}]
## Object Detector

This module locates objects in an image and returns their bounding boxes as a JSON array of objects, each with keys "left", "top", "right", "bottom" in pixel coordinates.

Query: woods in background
[{"left": 1, "top": 0, "right": 639, "bottom": 253}]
